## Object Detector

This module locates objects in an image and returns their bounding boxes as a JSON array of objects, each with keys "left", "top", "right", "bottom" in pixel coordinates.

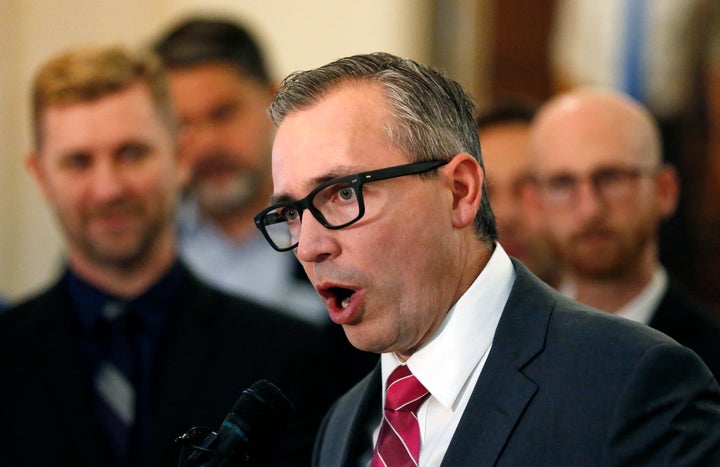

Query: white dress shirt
[
  {"left": 615, "top": 267, "right": 668, "bottom": 324},
  {"left": 371, "top": 244, "right": 515, "bottom": 466}
]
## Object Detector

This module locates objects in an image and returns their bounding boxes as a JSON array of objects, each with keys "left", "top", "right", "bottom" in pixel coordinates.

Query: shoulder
[
  {"left": 546, "top": 290, "right": 698, "bottom": 377},
  {"left": 506, "top": 262, "right": 702, "bottom": 376},
  {"left": 314, "top": 367, "right": 380, "bottom": 466},
  {"left": 496, "top": 266, "right": 720, "bottom": 463},
  {"left": 652, "top": 279, "right": 720, "bottom": 333},
  {"left": 650, "top": 279, "right": 720, "bottom": 377},
  {"left": 0, "top": 280, "right": 67, "bottom": 334},
  {"left": 327, "top": 367, "right": 380, "bottom": 416}
]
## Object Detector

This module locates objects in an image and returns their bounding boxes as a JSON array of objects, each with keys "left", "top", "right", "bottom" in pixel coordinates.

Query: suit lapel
[
  {"left": 36, "top": 283, "right": 105, "bottom": 464},
  {"left": 441, "top": 261, "right": 555, "bottom": 466},
  {"left": 144, "top": 274, "right": 221, "bottom": 465},
  {"left": 322, "top": 366, "right": 381, "bottom": 466}
]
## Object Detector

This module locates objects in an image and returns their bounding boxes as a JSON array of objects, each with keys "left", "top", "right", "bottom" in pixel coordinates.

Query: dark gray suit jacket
[
  {"left": 313, "top": 261, "right": 720, "bottom": 466},
  {"left": 650, "top": 279, "right": 720, "bottom": 379},
  {"left": 0, "top": 266, "right": 340, "bottom": 467}
]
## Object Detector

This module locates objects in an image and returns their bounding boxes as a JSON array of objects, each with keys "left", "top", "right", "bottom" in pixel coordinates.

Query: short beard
[
  {"left": 564, "top": 229, "right": 651, "bottom": 281},
  {"left": 84, "top": 231, "right": 159, "bottom": 272},
  {"left": 193, "top": 170, "right": 262, "bottom": 217},
  {"left": 69, "top": 215, "right": 166, "bottom": 273}
]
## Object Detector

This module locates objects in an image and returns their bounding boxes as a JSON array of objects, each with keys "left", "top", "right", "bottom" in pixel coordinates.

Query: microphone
[{"left": 177, "top": 380, "right": 294, "bottom": 467}]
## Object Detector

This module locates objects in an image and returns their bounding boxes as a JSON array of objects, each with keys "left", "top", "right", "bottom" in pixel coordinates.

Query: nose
[
  {"left": 574, "top": 179, "right": 604, "bottom": 221},
  {"left": 295, "top": 211, "right": 339, "bottom": 264},
  {"left": 89, "top": 160, "right": 124, "bottom": 201}
]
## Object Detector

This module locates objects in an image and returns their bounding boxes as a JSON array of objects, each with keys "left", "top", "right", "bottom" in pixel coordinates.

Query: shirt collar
[
  {"left": 64, "top": 260, "right": 186, "bottom": 337},
  {"left": 559, "top": 266, "right": 668, "bottom": 325},
  {"left": 380, "top": 243, "right": 515, "bottom": 409},
  {"left": 616, "top": 266, "right": 668, "bottom": 324}
]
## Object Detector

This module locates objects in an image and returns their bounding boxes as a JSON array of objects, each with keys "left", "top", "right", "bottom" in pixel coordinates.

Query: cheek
[
  {"left": 604, "top": 198, "right": 646, "bottom": 225},
  {"left": 616, "top": 201, "right": 657, "bottom": 235},
  {"left": 127, "top": 164, "right": 177, "bottom": 202},
  {"left": 543, "top": 210, "right": 577, "bottom": 241},
  {"left": 368, "top": 204, "right": 447, "bottom": 284},
  {"left": 43, "top": 175, "right": 84, "bottom": 211},
  {"left": 339, "top": 215, "right": 413, "bottom": 289},
  {"left": 521, "top": 208, "right": 545, "bottom": 232}
]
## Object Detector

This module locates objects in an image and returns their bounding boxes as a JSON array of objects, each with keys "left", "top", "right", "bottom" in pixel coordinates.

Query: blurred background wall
[
  {"left": 3, "top": 0, "right": 718, "bottom": 306},
  {"left": 0, "top": 0, "right": 494, "bottom": 302}
]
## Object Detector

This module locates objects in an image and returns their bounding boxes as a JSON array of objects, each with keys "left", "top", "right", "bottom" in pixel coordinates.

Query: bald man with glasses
[{"left": 529, "top": 86, "right": 720, "bottom": 378}]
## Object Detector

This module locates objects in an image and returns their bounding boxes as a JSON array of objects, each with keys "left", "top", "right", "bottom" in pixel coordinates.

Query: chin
[
  {"left": 343, "top": 327, "right": 388, "bottom": 354},
  {"left": 573, "top": 261, "right": 626, "bottom": 280}
]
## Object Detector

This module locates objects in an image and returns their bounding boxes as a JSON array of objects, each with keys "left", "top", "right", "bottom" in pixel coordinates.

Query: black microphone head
[
  {"left": 179, "top": 380, "right": 294, "bottom": 466},
  {"left": 230, "top": 379, "right": 294, "bottom": 437}
]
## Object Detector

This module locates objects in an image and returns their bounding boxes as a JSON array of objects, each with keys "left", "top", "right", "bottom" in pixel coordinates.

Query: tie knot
[
  {"left": 98, "top": 301, "right": 143, "bottom": 337},
  {"left": 384, "top": 365, "right": 429, "bottom": 413}
]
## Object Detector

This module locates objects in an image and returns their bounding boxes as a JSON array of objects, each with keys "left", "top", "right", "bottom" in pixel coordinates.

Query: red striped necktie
[{"left": 371, "top": 365, "right": 430, "bottom": 467}]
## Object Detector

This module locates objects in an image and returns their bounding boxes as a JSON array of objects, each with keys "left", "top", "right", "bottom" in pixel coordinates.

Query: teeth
[{"left": 341, "top": 296, "right": 351, "bottom": 309}]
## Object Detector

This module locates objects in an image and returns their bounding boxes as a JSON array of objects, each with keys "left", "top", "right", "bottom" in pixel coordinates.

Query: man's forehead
[
  {"left": 282, "top": 83, "right": 386, "bottom": 125},
  {"left": 534, "top": 130, "right": 650, "bottom": 175},
  {"left": 41, "top": 91, "right": 168, "bottom": 150},
  {"left": 273, "top": 86, "right": 390, "bottom": 156}
]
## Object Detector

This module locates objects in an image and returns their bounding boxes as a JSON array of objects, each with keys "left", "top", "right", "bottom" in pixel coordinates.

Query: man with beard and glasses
[
  {"left": 152, "top": 16, "right": 377, "bottom": 393},
  {"left": 152, "top": 17, "right": 324, "bottom": 324},
  {"left": 529, "top": 86, "right": 720, "bottom": 378},
  {"left": 0, "top": 45, "right": 343, "bottom": 467}
]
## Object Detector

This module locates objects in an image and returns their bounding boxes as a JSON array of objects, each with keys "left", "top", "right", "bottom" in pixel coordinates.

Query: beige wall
[{"left": 0, "top": 0, "right": 439, "bottom": 302}]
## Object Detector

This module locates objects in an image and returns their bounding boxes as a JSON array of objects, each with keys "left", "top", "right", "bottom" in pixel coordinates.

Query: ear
[
  {"left": 655, "top": 164, "right": 680, "bottom": 220},
  {"left": 445, "top": 153, "right": 484, "bottom": 229},
  {"left": 25, "top": 151, "right": 53, "bottom": 201}
]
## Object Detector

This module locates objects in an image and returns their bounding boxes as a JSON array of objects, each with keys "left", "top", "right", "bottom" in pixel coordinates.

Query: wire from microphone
[{"left": 176, "top": 379, "right": 294, "bottom": 467}]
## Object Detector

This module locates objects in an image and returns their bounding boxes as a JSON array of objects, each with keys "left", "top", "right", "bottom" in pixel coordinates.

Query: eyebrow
[
  {"left": 269, "top": 165, "right": 366, "bottom": 205},
  {"left": 269, "top": 193, "right": 295, "bottom": 205}
]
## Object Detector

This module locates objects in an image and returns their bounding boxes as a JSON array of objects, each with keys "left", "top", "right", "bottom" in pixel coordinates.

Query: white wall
[
  {"left": 0, "top": 0, "right": 436, "bottom": 302},
  {"left": 164, "top": 1, "right": 435, "bottom": 80}
]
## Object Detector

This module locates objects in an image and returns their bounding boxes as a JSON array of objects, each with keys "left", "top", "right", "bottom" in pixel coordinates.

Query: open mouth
[
  {"left": 317, "top": 283, "right": 364, "bottom": 325},
  {"left": 328, "top": 286, "right": 355, "bottom": 309}
]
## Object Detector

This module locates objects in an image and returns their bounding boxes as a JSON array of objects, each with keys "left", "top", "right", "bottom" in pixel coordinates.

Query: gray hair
[{"left": 269, "top": 52, "right": 496, "bottom": 243}]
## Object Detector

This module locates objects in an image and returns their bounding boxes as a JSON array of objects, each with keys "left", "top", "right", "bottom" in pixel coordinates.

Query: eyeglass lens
[{"left": 541, "top": 166, "right": 655, "bottom": 204}]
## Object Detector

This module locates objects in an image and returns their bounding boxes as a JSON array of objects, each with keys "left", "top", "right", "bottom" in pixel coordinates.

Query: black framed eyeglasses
[{"left": 254, "top": 159, "right": 449, "bottom": 251}]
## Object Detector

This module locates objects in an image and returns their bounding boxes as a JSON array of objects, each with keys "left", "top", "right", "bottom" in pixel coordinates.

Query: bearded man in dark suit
[{"left": 0, "top": 44, "right": 339, "bottom": 467}]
